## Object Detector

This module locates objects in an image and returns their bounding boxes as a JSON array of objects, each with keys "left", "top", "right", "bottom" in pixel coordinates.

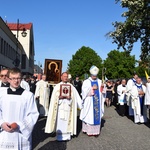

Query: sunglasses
[{"left": 0, "top": 74, "right": 7, "bottom": 77}]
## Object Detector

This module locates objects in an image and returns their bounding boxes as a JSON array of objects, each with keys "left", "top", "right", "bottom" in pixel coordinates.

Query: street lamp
[
  {"left": 13, "top": 19, "right": 27, "bottom": 67},
  {"left": 21, "top": 28, "right": 27, "bottom": 37}
]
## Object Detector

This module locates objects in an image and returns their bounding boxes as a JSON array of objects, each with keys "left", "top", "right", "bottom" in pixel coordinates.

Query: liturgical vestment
[
  {"left": 45, "top": 82, "right": 82, "bottom": 141},
  {"left": 35, "top": 80, "right": 50, "bottom": 116},
  {"left": 131, "top": 84, "right": 147, "bottom": 123},
  {"left": 80, "top": 77, "right": 104, "bottom": 135},
  {"left": 0, "top": 87, "right": 39, "bottom": 150}
]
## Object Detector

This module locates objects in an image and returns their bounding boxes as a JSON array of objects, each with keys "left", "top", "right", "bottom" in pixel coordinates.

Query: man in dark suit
[{"left": 73, "top": 75, "right": 82, "bottom": 98}]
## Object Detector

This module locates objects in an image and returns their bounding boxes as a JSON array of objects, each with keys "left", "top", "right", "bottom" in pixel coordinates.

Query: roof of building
[{"left": 7, "top": 23, "right": 32, "bottom": 30}]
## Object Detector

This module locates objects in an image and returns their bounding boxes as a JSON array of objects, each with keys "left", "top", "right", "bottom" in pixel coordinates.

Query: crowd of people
[
  {"left": 0, "top": 66, "right": 150, "bottom": 149},
  {"left": 102, "top": 72, "right": 150, "bottom": 125}
]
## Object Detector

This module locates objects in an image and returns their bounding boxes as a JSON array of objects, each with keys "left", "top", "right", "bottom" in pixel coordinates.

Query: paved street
[{"left": 32, "top": 106, "right": 150, "bottom": 150}]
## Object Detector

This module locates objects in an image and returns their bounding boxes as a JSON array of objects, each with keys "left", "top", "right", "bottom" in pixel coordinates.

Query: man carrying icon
[{"left": 45, "top": 72, "right": 82, "bottom": 141}]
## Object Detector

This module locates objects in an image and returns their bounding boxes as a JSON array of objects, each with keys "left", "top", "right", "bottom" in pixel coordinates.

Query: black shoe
[{"left": 94, "top": 135, "right": 99, "bottom": 138}]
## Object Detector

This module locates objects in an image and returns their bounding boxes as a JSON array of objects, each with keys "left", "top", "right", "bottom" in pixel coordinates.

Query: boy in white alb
[{"left": 0, "top": 68, "right": 39, "bottom": 150}]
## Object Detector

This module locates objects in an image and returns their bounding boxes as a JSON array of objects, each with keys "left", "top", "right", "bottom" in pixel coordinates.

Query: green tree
[
  {"left": 108, "top": 0, "right": 150, "bottom": 62},
  {"left": 67, "top": 46, "right": 102, "bottom": 79},
  {"left": 135, "top": 56, "right": 150, "bottom": 77},
  {"left": 104, "top": 50, "right": 136, "bottom": 79}
]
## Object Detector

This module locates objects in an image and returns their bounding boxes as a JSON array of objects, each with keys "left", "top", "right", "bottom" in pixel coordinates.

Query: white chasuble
[
  {"left": 35, "top": 80, "right": 50, "bottom": 116},
  {"left": 80, "top": 77, "right": 104, "bottom": 125},
  {"left": 45, "top": 82, "right": 82, "bottom": 141}
]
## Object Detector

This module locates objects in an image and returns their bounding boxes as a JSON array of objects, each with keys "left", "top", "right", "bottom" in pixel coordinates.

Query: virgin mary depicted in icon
[{"left": 47, "top": 61, "right": 60, "bottom": 82}]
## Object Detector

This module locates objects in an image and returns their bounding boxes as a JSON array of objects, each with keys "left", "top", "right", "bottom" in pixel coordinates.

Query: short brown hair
[
  {"left": 7, "top": 68, "right": 22, "bottom": 77},
  {"left": 0, "top": 68, "right": 9, "bottom": 73}
]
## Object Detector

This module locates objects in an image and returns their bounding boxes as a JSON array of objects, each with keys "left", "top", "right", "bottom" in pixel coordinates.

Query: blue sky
[{"left": 1, "top": 0, "right": 140, "bottom": 72}]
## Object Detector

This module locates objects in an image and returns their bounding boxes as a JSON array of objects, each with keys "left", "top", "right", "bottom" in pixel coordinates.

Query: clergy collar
[
  {"left": 10, "top": 86, "right": 18, "bottom": 91},
  {"left": 7, "top": 86, "right": 24, "bottom": 95}
]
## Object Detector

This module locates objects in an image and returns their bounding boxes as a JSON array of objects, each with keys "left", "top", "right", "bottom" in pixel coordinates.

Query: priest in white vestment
[
  {"left": 126, "top": 73, "right": 138, "bottom": 116},
  {"left": 80, "top": 66, "right": 104, "bottom": 136},
  {"left": 20, "top": 77, "right": 30, "bottom": 91},
  {"left": 45, "top": 72, "right": 82, "bottom": 141},
  {"left": 35, "top": 74, "right": 50, "bottom": 116},
  {"left": 130, "top": 77, "right": 147, "bottom": 124},
  {"left": 0, "top": 68, "right": 39, "bottom": 150}
]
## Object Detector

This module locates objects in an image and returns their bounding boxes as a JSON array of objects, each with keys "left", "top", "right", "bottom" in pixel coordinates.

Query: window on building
[
  {"left": 3, "top": 40, "right": 6, "bottom": 55},
  {"left": 12, "top": 48, "right": 15, "bottom": 60},
  {"left": 1, "top": 38, "right": 3, "bottom": 54},
  {"left": 6, "top": 43, "right": 8, "bottom": 56},
  {"left": 8, "top": 45, "right": 10, "bottom": 58},
  {"left": 21, "top": 54, "right": 26, "bottom": 69},
  {"left": 30, "top": 40, "right": 33, "bottom": 55},
  {"left": 29, "top": 57, "right": 33, "bottom": 68},
  {"left": 0, "top": 37, "right": 1, "bottom": 53}
]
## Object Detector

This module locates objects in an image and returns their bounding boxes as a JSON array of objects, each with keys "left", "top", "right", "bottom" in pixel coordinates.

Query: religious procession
[{"left": 0, "top": 65, "right": 150, "bottom": 150}]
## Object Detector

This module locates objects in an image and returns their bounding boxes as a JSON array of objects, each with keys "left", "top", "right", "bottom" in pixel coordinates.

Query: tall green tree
[
  {"left": 104, "top": 50, "right": 136, "bottom": 79},
  {"left": 67, "top": 46, "right": 102, "bottom": 79},
  {"left": 109, "top": 0, "right": 150, "bottom": 62}
]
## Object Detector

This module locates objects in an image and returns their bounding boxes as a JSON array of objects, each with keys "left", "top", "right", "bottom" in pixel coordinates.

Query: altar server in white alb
[
  {"left": 117, "top": 79, "right": 127, "bottom": 116},
  {"left": 80, "top": 65, "right": 104, "bottom": 137},
  {"left": 45, "top": 72, "right": 82, "bottom": 141},
  {"left": 131, "top": 77, "right": 147, "bottom": 124},
  {"left": 0, "top": 68, "right": 39, "bottom": 150},
  {"left": 35, "top": 74, "right": 50, "bottom": 116}
]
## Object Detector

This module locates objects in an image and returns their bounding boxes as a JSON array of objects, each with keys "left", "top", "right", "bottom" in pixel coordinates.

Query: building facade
[
  {"left": 0, "top": 17, "right": 35, "bottom": 75},
  {"left": 0, "top": 17, "right": 23, "bottom": 70}
]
